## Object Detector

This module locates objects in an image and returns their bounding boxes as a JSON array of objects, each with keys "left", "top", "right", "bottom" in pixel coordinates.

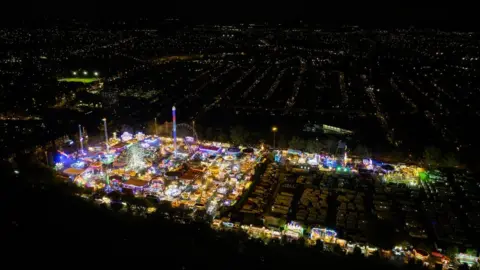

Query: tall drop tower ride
[{"left": 172, "top": 106, "right": 177, "bottom": 157}]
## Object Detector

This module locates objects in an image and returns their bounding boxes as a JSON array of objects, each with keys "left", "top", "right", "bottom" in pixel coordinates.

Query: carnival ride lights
[
  {"left": 199, "top": 145, "right": 221, "bottom": 153},
  {"left": 57, "top": 109, "right": 263, "bottom": 217},
  {"left": 165, "top": 185, "right": 181, "bottom": 197},
  {"left": 310, "top": 227, "right": 338, "bottom": 241},
  {"left": 181, "top": 192, "right": 190, "bottom": 200},
  {"left": 393, "top": 246, "right": 405, "bottom": 256},
  {"left": 57, "top": 150, "right": 70, "bottom": 158},
  {"left": 222, "top": 221, "right": 234, "bottom": 227},
  {"left": 413, "top": 249, "right": 430, "bottom": 261},
  {"left": 287, "top": 149, "right": 302, "bottom": 156},
  {"left": 285, "top": 221, "right": 304, "bottom": 234},
  {"left": 126, "top": 144, "right": 147, "bottom": 171},
  {"left": 101, "top": 154, "right": 115, "bottom": 165},
  {"left": 78, "top": 124, "right": 84, "bottom": 154},
  {"left": 207, "top": 200, "right": 218, "bottom": 215},
  {"left": 55, "top": 162, "right": 64, "bottom": 170},
  {"left": 238, "top": 225, "right": 283, "bottom": 239},
  {"left": 145, "top": 137, "right": 159, "bottom": 143},
  {"left": 121, "top": 132, "right": 133, "bottom": 142},
  {"left": 71, "top": 161, "right": 86, "bottom": 169},
  {"left": 135, "top": 132, "right": 146, "bottom": 141},
  {"left": 172, "top": 106, "right": 177, "bottom": 157},
  {"left": 102, "top": 118, "right": 109, "bottom": 152},
  {"left": 217, "top": 187, "right": 228, "bottom": 194},
  {"left": 336, "top": 166, "right": 350, "bottom": 172},
  {"left": 323, "top": 157, "right": 336, "bottom": 168},
  {"left": 307, "top": 157, "right": 319, "bottom": 166},
  {"left": 227, "top": 147, "right": 241, "bottom": 155},
  {"left": 274, "top": 152, "right": 282, "bottom": 162},
  {"left": 145, "top": 181, "right": 164, "bottom": 194},
  {"left": 456, "top": 253, "right": 479, "bottom": 266}
]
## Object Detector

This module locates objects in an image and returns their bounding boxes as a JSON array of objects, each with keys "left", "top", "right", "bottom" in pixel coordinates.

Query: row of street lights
[{"left": 72, "top": 71, "right": 99, "bottom": 76}]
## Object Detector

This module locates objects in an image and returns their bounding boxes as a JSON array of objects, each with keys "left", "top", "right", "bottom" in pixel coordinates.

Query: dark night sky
[{"left": 3, "top": 3, "right": 477, "bottom": 30}]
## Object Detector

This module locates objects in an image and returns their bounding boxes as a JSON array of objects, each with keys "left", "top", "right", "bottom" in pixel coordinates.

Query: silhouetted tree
[
  {"left": 288, "top": 136, "right": 305, "bottom": 150},
  {"left": 314, "top": 240, "right": 324, "bottom": 251},
  {"left": 215, "top": 130, "right": 228, "bottom": 142},
  {"left": 353, "top": 144, "right": 370, "bottom": 158},
  {"left": 416, "top": 242, "right": 431, "bottom": 253},
  {"left": 205, "top": 127, "right": 213, "bottom": 140},
  {"left": 230, "top": 125, "right": 249, "bottom": 145},
  {"left": 324, "top": 138, "right": 337, "bottom": 154},
  {"left": 333, "top": 244, "right": 345, "bottom": 255},
  {"left": 277, "top": 134, "right": 288, "bottom": 149},
  {"left": 445, "top": 246, "right": 459, "bottom": 260},
  {"left": 306, "top": 140, "right": 324, "bottom": 153},
  {"left": 145, "top": 119, "right": 157, "bottom": 135},
  {"left": 97, "top": 119, "right": 114, "bottom": 133},
  {"left": 353, "top": 246, "right": 363, "bottom": 257}
]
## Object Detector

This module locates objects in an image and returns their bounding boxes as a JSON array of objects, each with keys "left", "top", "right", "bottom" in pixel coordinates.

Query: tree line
[{"left": 107, "top": 120, "right": 461, "bottom": 168}]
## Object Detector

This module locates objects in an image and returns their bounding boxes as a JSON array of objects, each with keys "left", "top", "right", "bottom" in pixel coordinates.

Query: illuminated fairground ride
[
  {"left": 176, "top": 123, "right": 198, "bottom": 153},
  {"left": 310, "top": 227, "right": 338, "bottom": 243}
]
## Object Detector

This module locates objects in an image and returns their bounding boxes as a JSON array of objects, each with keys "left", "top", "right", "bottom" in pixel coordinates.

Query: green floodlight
[{"left": 419, "top": 172, "right": 429, "bottom": 181}]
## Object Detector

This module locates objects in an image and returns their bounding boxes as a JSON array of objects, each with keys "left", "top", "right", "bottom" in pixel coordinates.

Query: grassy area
[{"left": 57, "top": 77, "right": 100, "bottom": 83}]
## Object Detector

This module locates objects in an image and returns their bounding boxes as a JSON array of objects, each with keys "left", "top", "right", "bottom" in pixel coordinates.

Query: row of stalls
[{"left": 275, "top": 149, "right": 424, "bottom": 185}]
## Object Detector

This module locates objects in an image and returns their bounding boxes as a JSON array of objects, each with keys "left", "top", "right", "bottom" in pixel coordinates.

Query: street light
[
  {"left": 94, "top": 71, "right": 99, "bottom": 76},
  {"left": 272, "top": 126, "right": 278, "bottom": 149},
  {"left": 73, "top": 71, "right": 77, "bottom": 75},
  {"left": 83, "top": 71, "right": 88, "bottom": 75}
]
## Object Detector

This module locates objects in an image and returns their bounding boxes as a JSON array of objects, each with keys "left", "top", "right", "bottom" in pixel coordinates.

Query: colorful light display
[
  {"left": 135, "top": 132, "right": 145, "bottom": 141},
  {"left": 126, "top": 144, "right": 146, "bottom": 171},
  {"left": 121, "top": 132, "right": 133, "bottom": 142},
  {"left": 310, "top": 227, "right": 337, "bottom": 242},
  {"left": 285, "top": 221, "right": 304, "bottom": 234},
  {"left": 78, "top": 124, "right": 84, "bottom": 153}
]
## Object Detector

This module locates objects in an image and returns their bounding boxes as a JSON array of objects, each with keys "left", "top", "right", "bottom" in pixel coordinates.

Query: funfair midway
[{"left": 51, "top": 107, "right": 477, "bottom": 268}]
